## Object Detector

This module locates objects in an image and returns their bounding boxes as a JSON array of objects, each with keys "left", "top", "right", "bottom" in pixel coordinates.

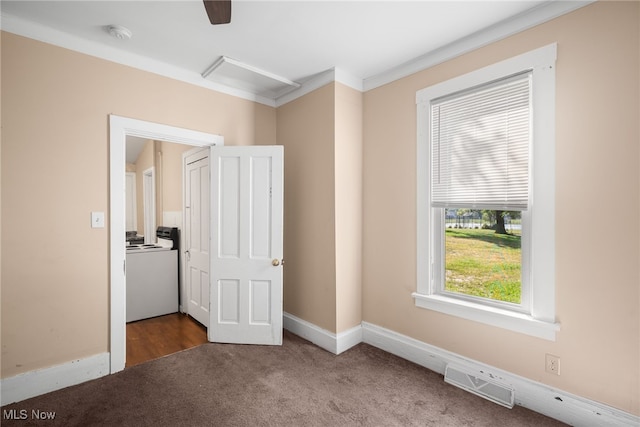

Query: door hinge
[{"left": 123, "top": 259, "right": 126, "bottom": 275}]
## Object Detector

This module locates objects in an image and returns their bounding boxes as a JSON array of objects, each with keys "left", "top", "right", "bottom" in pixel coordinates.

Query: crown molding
[
  {"left": 0, "top": 12, "right": 277, "bottom": 107},
  {"left": 1, "top": 1, "right": 594, "bottom": 108},
  {"left": 274, "top": 67, "right": 362, "bottom": 107},
  {"left": 363, "top": 0, "right": 594, "bottom": 92}
]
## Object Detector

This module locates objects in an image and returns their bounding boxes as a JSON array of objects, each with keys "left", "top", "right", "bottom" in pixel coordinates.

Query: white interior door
[
  {"left": 209, "top": 145, "right": 284, "bottom": 345},
  {"left": 185, "top": 150, "right": 210, "bottom": 327}
]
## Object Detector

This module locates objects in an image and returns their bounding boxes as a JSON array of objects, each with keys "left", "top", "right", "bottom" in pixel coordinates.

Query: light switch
[{"left": 91, "top": 212, "right": 105, "bottom": 228}]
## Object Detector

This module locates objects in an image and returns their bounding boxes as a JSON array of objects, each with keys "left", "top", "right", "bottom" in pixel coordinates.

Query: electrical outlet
[{"left": 545, "top": 354, "right": 560, "bottom": 375}]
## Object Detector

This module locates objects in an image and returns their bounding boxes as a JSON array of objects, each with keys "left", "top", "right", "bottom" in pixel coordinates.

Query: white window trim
[
  {"left": 414, "top": 44, "right": 560, "bottom": 341},
  {"left": 432, "top": 208, "right": 532, "bottom": 315}
]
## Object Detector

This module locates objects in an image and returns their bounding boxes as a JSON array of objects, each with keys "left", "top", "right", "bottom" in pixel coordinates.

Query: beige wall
[
  {"left": 277, "top": 82, "right": 364, "bottom": 335},
  {"left": 334, "top": 83, "right": 363, "bottom": 333},
  {"left": 131, "top": 140, "right": 193, "bottom": 234},
  {"left": 135, "top": 139, "right": 154, "bottom": 234},
  {"left": 1, "top": 0, "right": 638, "bottom": 417},
  {"left": 277, "top": 83, "right": 337, "bottom": 332},
  {"left": 160, "top": 141, "right": 192, "bottom": 213},
  {"left": 362, "top": 1, "right": 639, "bottom": 414},
  {"left": 1, "top": 32, "right": 276, "bottom": 378}
]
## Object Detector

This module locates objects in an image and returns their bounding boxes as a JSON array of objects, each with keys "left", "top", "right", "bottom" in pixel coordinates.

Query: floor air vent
[{"left": 444, "top": 364, "right": 515, "bottom": 409}]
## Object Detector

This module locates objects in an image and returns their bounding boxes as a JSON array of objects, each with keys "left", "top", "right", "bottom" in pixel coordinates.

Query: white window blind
[{"left": 431, "top": 71, "right": 532, "bottom": 211}]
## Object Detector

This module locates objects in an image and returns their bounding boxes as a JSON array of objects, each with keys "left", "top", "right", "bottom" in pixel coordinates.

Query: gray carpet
[{"left": 1, "top": 331, "right": 566, "bottom": 426}]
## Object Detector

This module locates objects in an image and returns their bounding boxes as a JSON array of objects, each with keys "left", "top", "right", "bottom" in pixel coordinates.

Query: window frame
[
  {"left": 414, "top": 44, "right": 560, "bottom": 341},
  {"left": 433, "top": 207, "right": 531, "bottom": 314}
]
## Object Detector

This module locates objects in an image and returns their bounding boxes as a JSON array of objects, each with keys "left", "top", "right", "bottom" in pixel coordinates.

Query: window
[
  {"left": 432, "top": 72, "right": 531, "bottom": 312},
  {"left": 415, "top": 44, "right": 560, "bottom": 340}
]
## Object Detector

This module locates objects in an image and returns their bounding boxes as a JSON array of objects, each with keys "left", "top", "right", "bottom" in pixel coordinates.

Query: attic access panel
[{"left": 202, "top": 56, "right": 301, "bottom": 99}]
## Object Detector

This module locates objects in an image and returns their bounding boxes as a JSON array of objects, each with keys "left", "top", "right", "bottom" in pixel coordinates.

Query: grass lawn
[{"left": 445, "top": 228, "right": 521, "bottom": 303}]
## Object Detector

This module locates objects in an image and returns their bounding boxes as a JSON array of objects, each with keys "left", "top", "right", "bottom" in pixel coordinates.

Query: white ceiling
[{"left": 1, "top": 1, "right": 590, "bottom": 106}]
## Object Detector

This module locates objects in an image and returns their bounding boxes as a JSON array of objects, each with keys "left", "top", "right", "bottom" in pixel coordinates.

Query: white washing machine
[{"left": 126, "top": 227, "right": 179, "bottom": 322}]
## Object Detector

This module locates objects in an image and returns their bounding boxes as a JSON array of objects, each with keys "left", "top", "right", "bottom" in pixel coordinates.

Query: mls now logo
[
  {"left": 3, "top": 409, "right": 28, "bottom": 420},
  {"left": 3, "top": 409, "right": 56, "bottom": 420}
]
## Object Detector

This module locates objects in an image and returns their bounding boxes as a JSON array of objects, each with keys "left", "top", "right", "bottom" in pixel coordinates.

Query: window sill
[{"left": 412, "top": 292, "right": 560, "bottom": 341}]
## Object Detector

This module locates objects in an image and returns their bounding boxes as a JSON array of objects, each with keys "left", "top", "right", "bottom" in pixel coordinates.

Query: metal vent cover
[{"left": 444, "top": 364, "right": 515, "bottom": 409}]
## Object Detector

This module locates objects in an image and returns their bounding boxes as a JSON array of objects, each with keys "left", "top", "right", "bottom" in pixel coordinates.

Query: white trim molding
[
  {"left": 109, "top": 115, "right": 223, "bottom": 374},
  {"left": 0, "top": 353, "right": 109, "bottom": 406},
  {"left": 283, "top": 312, "right": 362, "bottom": 355},
  {"left": 1, "top": 2, "right": 593, "bottom": 107},
  {"left": 413, "top": 293, "right": 560, "bottom": 341},
  {"left": 274, "top": 67, "right": 362, "bottom": 108},
  {"left": 0, "top": 13, "right": 277, "bottom": 107},
  {"left": 415, "top": 43, "right": 559, "bottom": 341},
  {"left": 364, "top": 1, "right": 594, "bottom": 91},
  {"left": 2, "top": 320, "right": 638, "bottom": 427},
  {"left": 362, "top": 322, "right": 639, "bottom": 427}
]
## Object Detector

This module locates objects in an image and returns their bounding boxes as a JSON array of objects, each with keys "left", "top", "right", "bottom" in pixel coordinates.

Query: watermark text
[{"left": 3, "top": 409, "right": 56, "bottom": 421}]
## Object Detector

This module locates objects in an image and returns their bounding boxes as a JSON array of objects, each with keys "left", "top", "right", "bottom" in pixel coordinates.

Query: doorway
[
  {"left": 109, "top": 115, "right": 223, "bottom": 374},
  {"left": 125, "top": 314, "right": 207, "bottom": 368},
  {"left": 125, "top": 142, "right": 207, "bottom": 365}
]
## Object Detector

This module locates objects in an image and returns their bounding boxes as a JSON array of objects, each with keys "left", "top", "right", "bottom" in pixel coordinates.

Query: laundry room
[{"left": 124, "top": 138, "right": 194, "bottom": 324}]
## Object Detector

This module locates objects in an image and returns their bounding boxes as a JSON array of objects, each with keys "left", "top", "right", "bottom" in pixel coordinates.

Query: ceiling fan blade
[{"left": 203, "top": 0, "right": 231, "bottom": 25}]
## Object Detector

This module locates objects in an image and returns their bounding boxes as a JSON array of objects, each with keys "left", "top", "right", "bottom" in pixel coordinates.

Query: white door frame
[
  {"left": 142, "top": 167, "right": 156, "bottom": 243},
  {"left": 109, "top": 115, "right": 223, "bottom": 374}
]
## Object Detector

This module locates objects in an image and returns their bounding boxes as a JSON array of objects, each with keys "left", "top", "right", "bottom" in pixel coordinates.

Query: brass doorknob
[{"left": 272, "top": 259, "right": 280, "bottom": 267}]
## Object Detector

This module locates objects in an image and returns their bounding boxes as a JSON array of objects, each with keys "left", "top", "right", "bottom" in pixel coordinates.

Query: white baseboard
[
  {"left": 2, "top": 322, "right": 638, "bottom": 427},
  {"left": 0, "top": 352, "right": 110, "bottom": 406},
  {"left": 282, "top": 315, "right": 638, "bottom": 425},
  {"left": 283, "top": 312, "right": 362, "bottom": 355},
  {"left": 361, "top": 322, "right": 639, "bottom": 427},
  {"left": 336, "top": 323, "right": 364, "bottom": 354}
]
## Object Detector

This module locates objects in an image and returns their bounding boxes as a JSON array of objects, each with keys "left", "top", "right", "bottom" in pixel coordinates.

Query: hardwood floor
[{"left": 126, "top": 313, "right": 208, "bottom": 368}]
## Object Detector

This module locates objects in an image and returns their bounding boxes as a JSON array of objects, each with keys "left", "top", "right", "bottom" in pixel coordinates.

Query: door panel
[
  {"left": 209, "top": 146, "right": 283, "bottom": 345},
  {"left": 219, "top": 156, "right": 240, "bottom": 258},
  {"left": 219, "top": 279, "right": 240, "bottom": 323},
  {"left": 250, "top": 157, "right": 272, "bottom": 258},
  {"left": 250, "top": 280, "right": 271, "bottom": 324}
]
